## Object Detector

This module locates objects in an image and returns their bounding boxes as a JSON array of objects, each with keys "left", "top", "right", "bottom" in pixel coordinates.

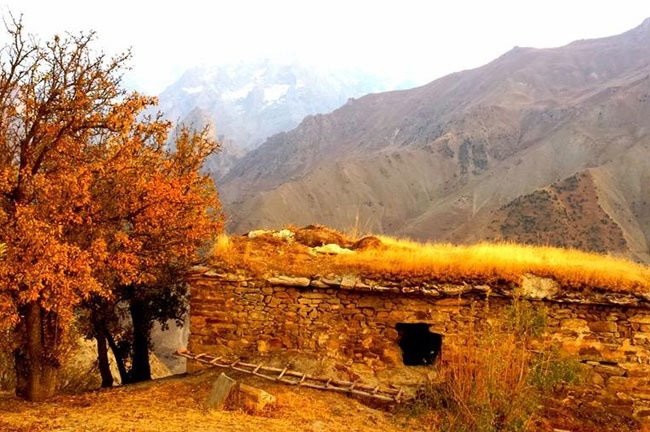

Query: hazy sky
[{"left": 2, "top": 1, "right": 650, "bottom": 94}]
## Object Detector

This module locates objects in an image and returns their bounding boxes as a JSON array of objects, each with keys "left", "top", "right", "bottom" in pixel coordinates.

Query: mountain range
[
  {"left": 156, "top": 60, "right": 410, "bottom": 177},
  {"left": 218, "top": 18, "right": 650, "bottom": 263}
]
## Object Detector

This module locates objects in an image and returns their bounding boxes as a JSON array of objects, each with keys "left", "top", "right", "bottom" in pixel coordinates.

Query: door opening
[{"left": 396, "top": 323, "right": 442, "bottom": 366}]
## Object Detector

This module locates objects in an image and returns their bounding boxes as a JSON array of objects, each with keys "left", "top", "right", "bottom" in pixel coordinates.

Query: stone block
[
  {"left": 310, "top": 279, "right": 329, "bottom": 288},
  {"left": 624, "top": 364, "right": 649, "bottom": 377},
  {"left": 381, "top": 347, "right": 402, "bottom": 366},
  {"left": 608, "top": 376, "right": 640, "bottom": 392},
  {"left": 213, "top": 323, "right": 238, "bottom": 330},
  {"left": 267, "top": 276, "right": 311, "bottom": 287},
  {"left": 434, "top": 298, "right": 471, "bottom": 306},
  {"left": 578, "top": 345, "right": 603, "bottom": 360},
  {"left": 301, "top": 292, "right": 329, "bottom": 299},
  {"left": 591, "top": 372, "right": 605, "bottom": 386},
  {"left": 242, "top": 294, "right": 265, "bottom": 302},
  {"left": 629, "top": 314, "right": 650, "bottom": 324},
  {"left": 383, "top": 328, "right": 399, "bottom": 340},
  {"left": 594, "top": 363, "right": 626, "bottom": 377},
  {"left": 341, "top": 275, "right": 357, "bottom": 289},
  {"left": 234, "top": 383, "right": 277, "bottom": 412},
  {"left": 520, "top": 275, "right": 561, "bottom": 300},
  {"left": 357, "top": 297, "right": 385, "bottom": 308},
  {"left": 437, "top": 284, "right": 471, "bottom": 296},
  {"left": 560, "top": 319, "right": 589, "bottom": 333},
  {"left": 588, "top": 321, "right": 618, "bottom": 333},
  {"left": 298, "top": 298, "right": 320, "bottom": 304},
  {"left": 632, "top": 392, "right": 650, "bottom": 401},
  {"left": 634, "top": 332, "right": 650, "bottom": 341},
  {"left": 376, "top": 311, "right": 389, "bottom": 320},
  {"left": 206, "top": 373, "right": 237, "bottom": 410}
]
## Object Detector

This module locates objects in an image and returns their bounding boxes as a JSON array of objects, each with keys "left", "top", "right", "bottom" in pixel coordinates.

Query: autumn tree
[
  {"left": 0, "top": 17, "right": 221, "bottom": 400},
  {"left": 83, "top": 125, "right": 221, "bottom": 385}
]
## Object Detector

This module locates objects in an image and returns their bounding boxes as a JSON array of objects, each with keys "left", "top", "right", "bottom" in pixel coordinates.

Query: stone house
[{"left": 187, "top": 266, "right": 650, "bottom": 419}]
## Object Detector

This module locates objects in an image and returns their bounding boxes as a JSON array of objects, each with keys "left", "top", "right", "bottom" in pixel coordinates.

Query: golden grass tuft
[
  {"left": 210, "top": 227, "right": 650, "bottom": 294},
  {"left": 418, "top": 300, "right": 583, "bottom": 431},
  {"left": 335, "top": 237, "right": 650, "bottom": 293},
  {"left": 214, "top": 233, "right": 232, "bottom": 253}
]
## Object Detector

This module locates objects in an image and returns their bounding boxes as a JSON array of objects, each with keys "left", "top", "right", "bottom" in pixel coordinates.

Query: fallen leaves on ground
[{"left": 0, "top": 370, "right": 432, "bottom": 432}]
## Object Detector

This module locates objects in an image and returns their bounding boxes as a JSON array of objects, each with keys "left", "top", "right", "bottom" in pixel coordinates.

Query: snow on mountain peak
[
  {"left": 221, "top": 84, "right": 254, "bottom": 101},
  {"left": 182, "top": 86, "right": 204, "bottom": 94},
  {"left": 263, "top": 84, "right": 290, "bottom": 105},
  {"left": 157, "top": 60, "right": 404, "bottom": 153}
]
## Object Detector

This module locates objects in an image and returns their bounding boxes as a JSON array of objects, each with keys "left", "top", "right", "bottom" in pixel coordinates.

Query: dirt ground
[
  {"left": 0, "top": 370, "right": 432, "bottom": 432},
  {"left": 1, "top": 368, "right": 644, "bottom": 432}
]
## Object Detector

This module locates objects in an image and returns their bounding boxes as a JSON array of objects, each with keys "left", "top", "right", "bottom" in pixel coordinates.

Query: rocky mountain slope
[
  {"left": 157, "top": 60, "right": 407, "bottom": 177},
  {"left": 219, "top": 18, "right": 650, "bottom": 263}
]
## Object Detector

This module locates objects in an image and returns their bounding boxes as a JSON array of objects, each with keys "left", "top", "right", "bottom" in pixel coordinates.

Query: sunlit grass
[
  {"left": 336, "top": 236, "right": 650, "bottom": 293},
  {"left": 211, "top": 228, "right": 650, "bottom": 294}
]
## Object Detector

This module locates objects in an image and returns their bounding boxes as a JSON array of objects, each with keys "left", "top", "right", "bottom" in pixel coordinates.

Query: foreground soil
[
  {"left": 0, "top": 370, "right": 429, "bottom": 432},
  {"left": 0, "top": 369, "right": 642, "bottom": 431}
]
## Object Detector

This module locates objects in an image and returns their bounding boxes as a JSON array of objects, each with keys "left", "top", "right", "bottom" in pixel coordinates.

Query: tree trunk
[
  {"left": 14, "top": 302, "right": 57, "bottom": 401},
  {"left": 13, "top": 349, "right": 29, "bottom": 398},
  {"left": 94, "top": 324, "right": 113, "bottom": 388},
  {"left": 105, "top": 328, "right": 130, "bottom": 384},
  {"left": 129, "top": 299, "right": 151, "bottom": 383}
]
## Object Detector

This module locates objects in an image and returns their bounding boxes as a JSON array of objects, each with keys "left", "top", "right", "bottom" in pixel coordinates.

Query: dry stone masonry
[{"left": 188, "top": 269, "right": 650, "bottom": 418}]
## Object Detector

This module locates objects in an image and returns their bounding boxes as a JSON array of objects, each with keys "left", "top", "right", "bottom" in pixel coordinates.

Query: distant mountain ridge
[
  {"left": 219, "top": 18, "right": 650, "bottom": 263},
  {"left": 156, "top": 60, "right": 411, "bottom": 177}
]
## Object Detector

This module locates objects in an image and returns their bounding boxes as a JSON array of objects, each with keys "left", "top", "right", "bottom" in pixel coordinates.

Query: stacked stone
[{"left": 188, "top": 269, "right": 650, "bottom": 419}]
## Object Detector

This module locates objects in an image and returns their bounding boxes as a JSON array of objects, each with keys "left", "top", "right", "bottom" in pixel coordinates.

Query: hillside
[
  {"left": 156, "top": 60, "right": 408, "bottom": 178},
  {"left": 219, "top": 19, "right": 650, "bottom": 263}
]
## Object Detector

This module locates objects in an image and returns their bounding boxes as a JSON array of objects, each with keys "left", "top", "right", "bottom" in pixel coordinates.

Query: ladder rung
[{"left": 178, "top": 349, "right": 406, "bottom": 404}]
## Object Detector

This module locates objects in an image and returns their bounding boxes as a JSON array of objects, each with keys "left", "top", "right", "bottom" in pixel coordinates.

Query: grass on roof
[
  {"left": 211, "top": 227, "right": 650, "bottom": 295},
  {"left": 340, "top": 236, "right": 650, "bottom": 293}
]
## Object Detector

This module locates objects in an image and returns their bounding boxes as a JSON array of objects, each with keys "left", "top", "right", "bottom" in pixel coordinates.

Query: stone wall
[{"left": 188, "top": 270, "right": 650, "bottom": 418}]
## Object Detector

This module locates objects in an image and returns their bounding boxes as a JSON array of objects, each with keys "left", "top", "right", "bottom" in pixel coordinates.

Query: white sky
[{"left": 2, "top": 0, "right": 650, "bottom": 94}]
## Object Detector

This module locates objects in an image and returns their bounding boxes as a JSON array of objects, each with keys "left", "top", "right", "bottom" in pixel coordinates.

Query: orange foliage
[{"left": 0, "top": 18, "right": 221, "bottom": 400}]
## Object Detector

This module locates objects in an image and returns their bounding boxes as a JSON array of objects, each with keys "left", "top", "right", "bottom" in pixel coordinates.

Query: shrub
[{"left": 408, "top": 299, "right": 580, "bottom": 431}]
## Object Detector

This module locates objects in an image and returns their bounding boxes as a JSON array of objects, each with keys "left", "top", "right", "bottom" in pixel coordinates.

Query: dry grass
[
  {"left": 433, "top": 330, "right": 537, "bottom": 431},
  {"left": 338, "top": 237, "right": 650, "bottom": 293},
  {"left": 410, "top": 300, "right": 624, "bottom": 431},
  {"left": 212, "top": 227, "right": 650, "bottom": 294},
  {"left": 0, "top": 370, "right": 424, "bottom": 432}
]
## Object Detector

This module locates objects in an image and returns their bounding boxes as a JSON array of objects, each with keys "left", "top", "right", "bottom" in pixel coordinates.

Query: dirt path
[{"left": 0, "top": 371, "right": 432, "bottom": 432}]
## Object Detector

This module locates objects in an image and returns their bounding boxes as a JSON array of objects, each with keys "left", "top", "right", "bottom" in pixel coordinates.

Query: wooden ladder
[{"left": 176, "top": 349, "right": 408, "bottom": 403}]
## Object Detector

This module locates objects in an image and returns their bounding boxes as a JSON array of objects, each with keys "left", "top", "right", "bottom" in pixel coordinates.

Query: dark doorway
[{"left": 396, "top": 323, "right": 442, "bottom": 366}]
